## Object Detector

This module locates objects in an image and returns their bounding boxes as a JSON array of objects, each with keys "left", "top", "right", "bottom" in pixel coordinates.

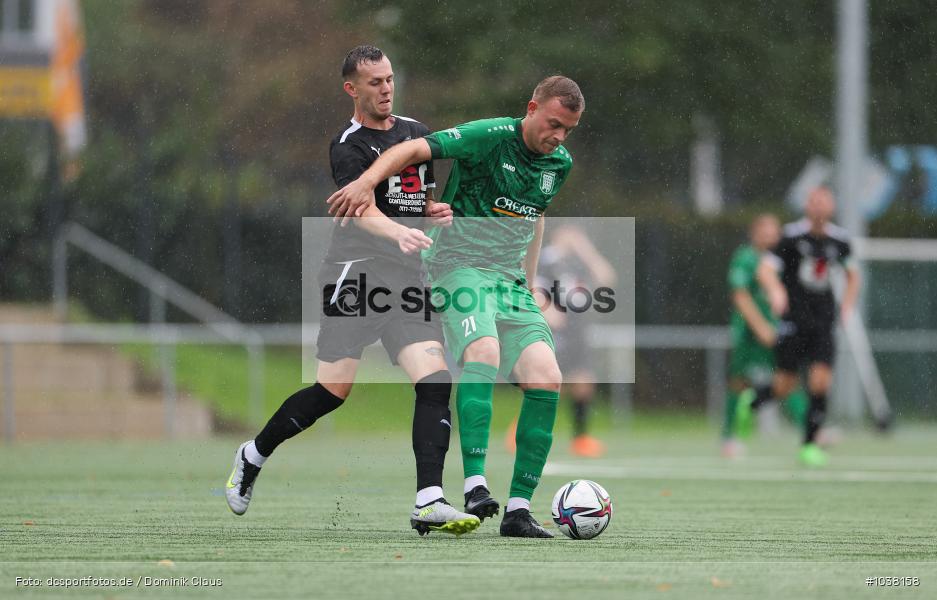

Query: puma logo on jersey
[
  {"left": 370, "top": 146, "right": 382, "bottom": 156},
  {"left": 502, "top": 162, "right": 516, "bottom": 172}
]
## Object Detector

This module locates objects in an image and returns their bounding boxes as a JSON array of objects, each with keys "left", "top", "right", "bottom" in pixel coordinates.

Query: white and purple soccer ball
[{"left": 551, "top": 480, "right": 613, "bottom": 540}]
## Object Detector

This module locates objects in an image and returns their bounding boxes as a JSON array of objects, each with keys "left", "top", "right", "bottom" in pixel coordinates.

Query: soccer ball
[{"left": 551, "top": 480, "right": 613, "bottom": 539}]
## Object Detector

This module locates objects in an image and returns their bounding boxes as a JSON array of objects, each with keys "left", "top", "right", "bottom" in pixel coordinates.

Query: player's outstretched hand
[
  {"left": 426, "top": 202, "right": 453, "bottom": 227},
  {"left": 327, "top": 178, "right": 375, "bottom": 226},
  {"left": 398, "top": 227, "right": 433, "bottom": 255}
]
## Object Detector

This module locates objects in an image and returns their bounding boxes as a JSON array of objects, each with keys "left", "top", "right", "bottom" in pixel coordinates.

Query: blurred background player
[
  {"left": 722, "top": 214, "right": 808, "bottom": 457},
  {"left": 757, "top": 187, "right": 861, "bottom": 467},
  {"left": 224, "top": 46, "right": 479, "bottom": 536},
  {"left": 513, "top": 223, "right": 616, "bottom": 458}
]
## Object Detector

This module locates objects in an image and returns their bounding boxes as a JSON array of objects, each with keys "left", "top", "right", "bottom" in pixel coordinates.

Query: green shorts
[
  {"left": 728, "top": 327, "right": 775, "bottom": 387},
  {"left": 430, "top": 267, "right": 555, "bottom": 380}
]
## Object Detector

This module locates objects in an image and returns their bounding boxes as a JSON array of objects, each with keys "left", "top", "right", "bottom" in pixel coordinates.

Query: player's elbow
[{"left": 407, "top": 138, "right": 432, "bottom": 163}]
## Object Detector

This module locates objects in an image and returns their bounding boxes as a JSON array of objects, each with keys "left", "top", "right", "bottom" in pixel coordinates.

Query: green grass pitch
[{"left": 3, "top": 425, "right": 936, "bottom": 599}]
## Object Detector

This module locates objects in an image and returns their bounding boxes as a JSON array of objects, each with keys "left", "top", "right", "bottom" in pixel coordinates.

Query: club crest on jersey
[{"left": 540, "top": 171, "right": 556, "bottom": 194}]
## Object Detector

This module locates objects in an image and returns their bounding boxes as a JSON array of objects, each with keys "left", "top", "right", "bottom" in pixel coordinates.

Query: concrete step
[
  {"left": 0, "top": 304, "right": 215, "bottom": 440},
  {"left": 0, "top": 304, "right": 60, "bottom": 324},
  {"left": 0, "top": 392, "right": 213, "bottom": 440},
  {"left": 1, "top": 344, "right": 138, "bottom": 394}
]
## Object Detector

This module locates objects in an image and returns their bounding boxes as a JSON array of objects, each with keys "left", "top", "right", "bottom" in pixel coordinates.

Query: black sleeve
[
  {"left": 329, "top": 141, "right": 370, "bottom": 187},
  {"left": 839, "top": 240, "right": 855, "bottom": 269},
  {"left": 775, "top": 236, "right": 796, "bottom": 271}
]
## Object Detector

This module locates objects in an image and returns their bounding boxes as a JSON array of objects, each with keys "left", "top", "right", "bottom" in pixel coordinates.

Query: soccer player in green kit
[
  {"left": 328, "top": 76, "right": 584, "bottom": 538},
  {"left": 722, "top": 214, "right": 808, "bottom": 458}
]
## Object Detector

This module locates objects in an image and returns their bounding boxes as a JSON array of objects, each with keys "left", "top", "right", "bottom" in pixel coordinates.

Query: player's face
[
  {"left": 751, "top": 217, "right": 780, "bottom": 250},
  {"left": 347, "top": 56, "right": 394, "bottom": 121},
  {"left": 523, "top": 97, "right": 582, "bottom": 154},
  {"left": 805, "top": 188, "right": 835, "bottom": 224}
]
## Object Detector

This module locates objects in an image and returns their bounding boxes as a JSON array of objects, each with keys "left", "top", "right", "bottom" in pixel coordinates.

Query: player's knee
[
  {"left": 463, "top": 337, "right": 500, "bottom": 367},
  {"left": 773, "top": 372, "right": 797, "bottom": 397},
  {"left": 807, "top": 368, "right": 832, "bottom": 395},
  {"left": 415, "top": 370, "right": 452, "bottom": 407},
  {"left": 319, "top": 380, "right": 353, "bottom": 400},
  {"left": 521, "top": 363, "right": 562, "bottom": 391}
]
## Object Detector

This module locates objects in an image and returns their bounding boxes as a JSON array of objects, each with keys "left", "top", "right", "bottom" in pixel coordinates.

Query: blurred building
[{"left": 0, "top": 0, "right": 86, "bottom": 157}]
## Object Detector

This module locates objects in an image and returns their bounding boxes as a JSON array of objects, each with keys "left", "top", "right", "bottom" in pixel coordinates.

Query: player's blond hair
[{"left": 533, "top": 75, "right": 585, "bottom": 112}]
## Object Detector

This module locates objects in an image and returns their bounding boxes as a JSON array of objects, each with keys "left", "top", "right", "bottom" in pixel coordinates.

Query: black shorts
[
  {"left": 774, "top": 318, "right": 835, "bottom": 372},
  {"left": 315, "top": 259, "right": 443, "bottom": 364}
]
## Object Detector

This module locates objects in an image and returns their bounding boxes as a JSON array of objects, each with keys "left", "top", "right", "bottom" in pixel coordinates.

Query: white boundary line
[{"left": 544, "top": 462, "right": 937, "bottom": 484}]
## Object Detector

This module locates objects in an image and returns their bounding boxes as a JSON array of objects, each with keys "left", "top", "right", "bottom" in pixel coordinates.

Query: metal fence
[{"left": 3, "top": 321, "right": 935, "bottom": 441}]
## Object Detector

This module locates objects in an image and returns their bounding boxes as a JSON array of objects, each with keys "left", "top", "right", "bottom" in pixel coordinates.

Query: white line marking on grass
[
  {"left": 544, "top": 462, "right": 937, "bottom": 483},
  {"left": 568, "top": 456, "right": 937, "bottom": 470}
]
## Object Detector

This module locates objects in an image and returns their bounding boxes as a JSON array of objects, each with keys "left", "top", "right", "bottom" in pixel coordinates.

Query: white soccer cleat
[
  {"left": 410, "top": 499, "right": 481, "bottom": 536},
  {"left": 226, "top": 441, "right": 262, "bottom": 515}
]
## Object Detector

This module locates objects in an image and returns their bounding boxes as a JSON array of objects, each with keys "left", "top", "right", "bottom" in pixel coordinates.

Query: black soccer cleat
[
  {"left": 499, "top": 508, "right": 554, "bottom": 538},
  {"left": 464, "top": 485, "right": 500, "bottom": 521}
]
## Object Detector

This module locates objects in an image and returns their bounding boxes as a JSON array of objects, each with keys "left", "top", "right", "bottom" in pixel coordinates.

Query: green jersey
[
  {"left": 728, "top": 244, "right": 774, "bottom": 337},
  {"left": 422, "top": 117, "right": 573, "bottom": 281}
]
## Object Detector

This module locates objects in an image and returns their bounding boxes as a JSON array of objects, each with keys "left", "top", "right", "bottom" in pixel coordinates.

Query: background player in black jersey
[
  {"left": 225, "top": 46, "right": 480, "bottom": 536},
  {"left": 757, "top": 187, "right": 861, "bottom": 467}
]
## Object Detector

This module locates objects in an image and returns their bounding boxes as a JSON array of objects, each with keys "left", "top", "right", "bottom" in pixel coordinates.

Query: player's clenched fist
[{"left": 426, "top": 201, "right": 453, "bottom": 226}]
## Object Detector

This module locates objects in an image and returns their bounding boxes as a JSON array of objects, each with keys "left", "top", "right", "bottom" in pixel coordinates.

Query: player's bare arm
[
  {"left": 732, "top": 288, "right": 776, "bottom": 347},
  {"left": 757, "top": 257, "right": 788, "bottom": 317},
  {"left": 566, "top": 228, "right": 617, "bottom": 287},
  {"left": 354, "top": 204, "right": 433, "bottom": 255},
  {"left": 327, "top": 138, "right": 433, "bottom": 225},
  {"left": 524, "top": 216, "right": 546, "bottom": 289},
  {"left": 840, "top": 265, "right": 861, "bottom": 321}
]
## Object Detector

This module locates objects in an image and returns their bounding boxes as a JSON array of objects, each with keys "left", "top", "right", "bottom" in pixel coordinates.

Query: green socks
[
  {"left": 456, "top": 362, "right": 498, "bottom": 478},
  {"left": 783, "top": 389, "right": 808, "bottom": 426},
  {"left": 509, "top": 388, "right": 560, "bottom": 500},
  {"left": 457, "top": 365, "right": 559, "bottom": 501},
  {"left": 723, "top": 389, "right": 741, "bottom": 438}
]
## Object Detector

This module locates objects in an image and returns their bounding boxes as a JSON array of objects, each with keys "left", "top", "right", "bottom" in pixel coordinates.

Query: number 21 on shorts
[{"left": 462, "top": 315, "right": 477, "bottom": 337}]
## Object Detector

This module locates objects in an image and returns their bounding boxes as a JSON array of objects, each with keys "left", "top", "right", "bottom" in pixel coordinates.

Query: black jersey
[
  {"left": 535, "top": 244, "right": 592, "bottom": 331},
  {"left": 768, "top": 219, "right": 853, "bottom": 324},
  {"left": 324, "top": 115, "right": 435, "bottom": 269}
]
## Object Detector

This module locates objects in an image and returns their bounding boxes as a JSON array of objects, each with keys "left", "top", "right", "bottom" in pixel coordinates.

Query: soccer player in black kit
[
  {"left": 757, "top": 187, "right": 861, "bottom": 467},
  {"left": 225, "top": 46, "right": 480, "bottom": 535}
]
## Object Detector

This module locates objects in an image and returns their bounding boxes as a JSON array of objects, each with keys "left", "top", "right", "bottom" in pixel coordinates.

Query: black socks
[
  {"left": 804, "top": 393, "right": 827, "bottom": 444},
  {"left": 254, "top": 383, "right": 345, "bottom": 457},
  {"left": 412, "top": 370, "right": 453, "bottom": 491}
]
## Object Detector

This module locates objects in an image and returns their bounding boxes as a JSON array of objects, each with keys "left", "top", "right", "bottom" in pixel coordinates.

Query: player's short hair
[
  {"left": 532, "top": 75, "right": 585, "bottom": 112},
  {"left": 342, "top": 45, "right": 385, "bottom": 80}
]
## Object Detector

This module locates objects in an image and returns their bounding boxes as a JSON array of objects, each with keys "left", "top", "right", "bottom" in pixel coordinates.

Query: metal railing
[
  {"left": 4, "top": 321, "right": 933, "bottom": 441},
  {"left": 50, "top": 223, "right": 265, "bottom": 430}
]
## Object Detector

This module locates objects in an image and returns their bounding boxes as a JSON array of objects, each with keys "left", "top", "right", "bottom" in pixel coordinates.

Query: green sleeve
[
  {"left": 727, "top": 248, "right": 755, "bottom": 291},
  {"left": 424, "top": 117, "right": 516, "bottom": 161}
]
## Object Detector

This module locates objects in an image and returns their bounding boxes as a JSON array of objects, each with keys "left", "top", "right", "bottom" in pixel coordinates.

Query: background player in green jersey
[
  {"left": 328, "top": 76, "right": 584, "bottom": 538},
  {"left": 722, "top": 214, "right": 807, "bottom": 458}
]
